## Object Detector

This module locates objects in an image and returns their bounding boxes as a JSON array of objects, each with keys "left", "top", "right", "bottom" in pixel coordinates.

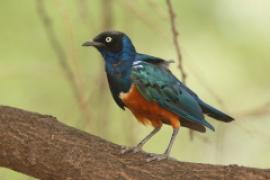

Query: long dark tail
[{"left": 198, "top": 99, "right": 234, "bottom": 122}]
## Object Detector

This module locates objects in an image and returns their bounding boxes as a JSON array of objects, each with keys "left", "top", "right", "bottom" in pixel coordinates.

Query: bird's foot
[
  {"left": 146, "top": 153, "right": 169, "bottom": 162},
  {"left": 120, "top": 146, "right": 142, "bottom": 154}
]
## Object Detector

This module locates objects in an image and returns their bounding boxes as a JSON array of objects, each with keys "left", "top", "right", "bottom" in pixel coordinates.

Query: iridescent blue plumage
[{"left": 99, "top": 36, "right": 135, "bottom": 109}]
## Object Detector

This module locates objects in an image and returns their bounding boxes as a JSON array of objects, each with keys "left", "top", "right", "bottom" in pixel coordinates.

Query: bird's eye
[{"left": 105, "top": 36, "right": 112, "bottom": 43}]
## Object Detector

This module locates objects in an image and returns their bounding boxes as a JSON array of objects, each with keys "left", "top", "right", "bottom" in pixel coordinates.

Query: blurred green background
[{"left": 0, "top": 0, "right": 270, "bottom": 179}]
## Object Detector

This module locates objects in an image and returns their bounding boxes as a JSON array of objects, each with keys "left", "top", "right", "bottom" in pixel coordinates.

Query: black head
[{"left": 82, "top": 31, "right": 125, "bottom": 53}]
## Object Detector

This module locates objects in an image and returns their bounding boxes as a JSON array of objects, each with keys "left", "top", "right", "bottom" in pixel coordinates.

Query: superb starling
[{"left": 82, "top": 31, "right": 234, "bottom": 162}]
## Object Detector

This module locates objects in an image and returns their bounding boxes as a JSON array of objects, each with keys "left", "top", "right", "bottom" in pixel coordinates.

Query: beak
[{"left": 82, "top": 40, "right": 104, "bottom": 47}]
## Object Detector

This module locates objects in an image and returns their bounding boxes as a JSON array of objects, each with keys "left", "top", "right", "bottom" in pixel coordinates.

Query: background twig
[
  {"left": 118, "top": 0, "right": 168, "bottom": 38},
  {"left": 36, "top": 0, "right": 91, "bottom": 124},
  {"left": 166, "top": 0, "right": 187, "bottom": 83}
]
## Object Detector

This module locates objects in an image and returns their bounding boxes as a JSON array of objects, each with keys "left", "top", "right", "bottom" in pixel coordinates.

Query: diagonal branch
[
  {"left": 0, "top": 105, "right": 269, "bottom": 179},
  {"left": 166, "top": 0, "right": 187, "bottom": 83},
  {"left": 118, "top": 0, "right": 168, "bottom": 38},
  {"left": 36, "top": 0, "right": 91, "bottom": 123}
]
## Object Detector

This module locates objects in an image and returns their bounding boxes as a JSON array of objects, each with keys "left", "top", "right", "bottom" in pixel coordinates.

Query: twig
[
  {"left": 118, "top": 0, "right": 168, "bottom": 39},
  {"left": 166, "top": 0, "right": 192, "bottom": 139},
  {"left": 77, "top": 0, "right": 89, "bottom": 23},
  {"left": 83, "top": 0, "right": 114, "bottom": 134},
  {"left": 235, "top": 101, "right": 270, "bottom": 118},
  {"left": 166, "top": 0, "right": 187, "bottom": 83},
  {"left": 188, "top": 63, "right": 226, "bottom": 108},
  {"left": 146, "top": 0, "right": 168, "bottom": 20},
  {"left": 101, "top": 0, "right": 113, "bottom": 30},
  {"left": 36, "top": 0, "right": 91, "bottom": 124},
  {"left": 76, "top": 0, "right": 95, "bottom": 31},
  {"left": 166, "top": 4, "right": 223, "bottom": 109}
]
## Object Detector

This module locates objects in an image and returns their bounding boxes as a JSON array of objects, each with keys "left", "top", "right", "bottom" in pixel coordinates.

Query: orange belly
[{"left": 120, "top": 85, "right": 180, "bottom": 128}]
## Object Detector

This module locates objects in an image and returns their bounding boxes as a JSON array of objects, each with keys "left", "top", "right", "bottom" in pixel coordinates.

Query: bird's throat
[{"left": 105, "top": 60, "right": 133, "bottom": 95}]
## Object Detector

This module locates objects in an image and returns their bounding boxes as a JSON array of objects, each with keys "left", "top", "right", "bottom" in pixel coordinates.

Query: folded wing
[{"left": 131, "top": 61, "right": 215, "bottom": 131}]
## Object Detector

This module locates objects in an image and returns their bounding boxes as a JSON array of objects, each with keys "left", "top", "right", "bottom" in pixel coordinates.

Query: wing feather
[{"left": 131, "top": 61, "right": 215, "bottom": 131}]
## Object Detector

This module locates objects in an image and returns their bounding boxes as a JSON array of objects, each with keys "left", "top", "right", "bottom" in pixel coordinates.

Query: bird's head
[{"left": 82, "top": 31, "right": 136, "bottom": 62}]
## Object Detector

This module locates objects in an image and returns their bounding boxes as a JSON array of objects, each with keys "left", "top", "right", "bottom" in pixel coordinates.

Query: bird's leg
[
  {"left": 146, "top": 128, "right": 179, "bottom": 162},
  {"left": 121, "top": 127, "right": 161, "bottom": 154}
]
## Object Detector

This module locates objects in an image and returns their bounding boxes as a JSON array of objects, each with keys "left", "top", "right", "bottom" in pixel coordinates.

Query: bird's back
[
  {"left": 130, "top": 59, "right": 215, "bottom": 131},
  {"left": 136, "top": 53, "right": 234, "bottom": 123}
]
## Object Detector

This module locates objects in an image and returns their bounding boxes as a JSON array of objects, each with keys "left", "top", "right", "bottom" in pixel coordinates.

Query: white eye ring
[{"left": 105, "top": 36, "right": 112, "bottom": 43}]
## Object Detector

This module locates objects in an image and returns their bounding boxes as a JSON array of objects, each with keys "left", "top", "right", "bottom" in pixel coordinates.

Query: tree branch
[{"left": 0, "top": 106, "right": 269, "bottom": 179}]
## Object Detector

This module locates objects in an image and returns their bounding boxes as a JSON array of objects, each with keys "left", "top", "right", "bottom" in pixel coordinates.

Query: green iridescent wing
[{"left": 131, "top": 61, "right": 215, "bottom": 131}]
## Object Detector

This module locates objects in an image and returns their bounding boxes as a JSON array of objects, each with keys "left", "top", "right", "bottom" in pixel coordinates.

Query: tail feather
[{"left": 198, "top": 99, "right": 234, "bottom": 122}]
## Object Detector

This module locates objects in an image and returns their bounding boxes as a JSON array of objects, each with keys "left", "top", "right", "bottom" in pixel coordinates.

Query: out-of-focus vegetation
[{"left": 0, "top": 0, "right": 269, "bottom": 179}]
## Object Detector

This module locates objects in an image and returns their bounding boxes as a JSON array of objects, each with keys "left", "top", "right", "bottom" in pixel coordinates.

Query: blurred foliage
[{"left": 0, "top": 0, "right": 269, "bottom": 179}]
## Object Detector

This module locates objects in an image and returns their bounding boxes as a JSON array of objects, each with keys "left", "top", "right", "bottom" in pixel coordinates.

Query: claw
[
  {"left": 146, "top": 154, "right": 169, "bottom": 162},
  {"left": 120, "top": 146, "right": 142, "bottom": 154}
]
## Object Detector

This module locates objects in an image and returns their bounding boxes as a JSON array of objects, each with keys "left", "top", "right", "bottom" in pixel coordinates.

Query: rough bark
[{"left": 0, "top": 106, "right": 269, "bottom": 180}]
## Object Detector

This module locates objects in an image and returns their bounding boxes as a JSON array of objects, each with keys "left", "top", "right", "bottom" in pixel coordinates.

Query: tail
[{"left": 197, "top": 99, "right": 234, "bottom": 122}]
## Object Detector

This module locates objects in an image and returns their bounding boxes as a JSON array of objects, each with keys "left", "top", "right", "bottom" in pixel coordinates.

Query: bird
[{"left": 82, "top": 30, "right": 234, "bottom": 162}]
